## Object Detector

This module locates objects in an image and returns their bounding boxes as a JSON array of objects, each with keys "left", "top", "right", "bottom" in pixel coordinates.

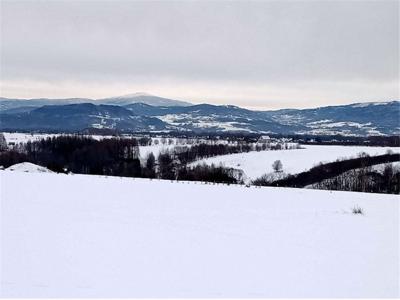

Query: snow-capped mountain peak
[
  {"left": 97, "top": 93, "right": 192, "bottom": 107},
  {"left": 112, "top": 92, "right": 154, "bottom": 99}
]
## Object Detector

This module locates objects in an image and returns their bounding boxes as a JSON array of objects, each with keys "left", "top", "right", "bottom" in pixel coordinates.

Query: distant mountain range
[
  {"left": 0, "top": 92, "right": 192, "bottom": 111},
  {"left": 97, "top": 93, "right": 192, "bottom": 107},
  {"left": 0, "top": 94, "right": 399, "bottom": 136}
]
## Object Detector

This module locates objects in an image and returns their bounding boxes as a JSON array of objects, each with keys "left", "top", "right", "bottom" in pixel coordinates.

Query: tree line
[
  {"left": 310, "top": 163, "right": 399, "bottom": 194},
  {"left": 0, "top": 135, "right": 241, "bottom": 184},
  {"left": 252, "top": 152, "right": 400, "bottom": 194}
]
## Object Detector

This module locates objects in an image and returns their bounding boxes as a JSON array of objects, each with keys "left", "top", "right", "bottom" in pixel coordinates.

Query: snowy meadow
[{"left": 1, "top": 170, "right": 398, "bottom": 297}]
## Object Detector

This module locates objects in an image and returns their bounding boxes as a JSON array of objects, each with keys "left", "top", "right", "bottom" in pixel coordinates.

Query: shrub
[
  {"left": 177, "top": 163, "right": 238, "bottom": 184},
  {"left": 352, "top": 206, "right": 364, "bottom": 215}
]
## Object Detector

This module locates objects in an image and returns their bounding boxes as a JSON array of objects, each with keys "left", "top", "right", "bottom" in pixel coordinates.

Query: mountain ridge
[
  {"left": 0, "top": 93, "right": 192, "bottom": 110},
  {"left": 0, "top": 97, "right": 398, "bottom": 136}
]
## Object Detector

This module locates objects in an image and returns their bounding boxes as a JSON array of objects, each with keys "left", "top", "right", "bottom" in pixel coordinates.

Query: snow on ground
[
  {"left": 5, "top": 162, "right": 53, "bottom": 173},
  {"left": 191, "top": 145, "right": 400, "bottom": 181},
  {"left": 139, "top": 144, "right": 177, "bottom": 159},
  {"left": 1, "top": 171, "right": 398, "bottom": 297},
  {"left": 1, "top": 132, "right": 123, "bottom": 145},
  {"left": 139, "top": 143, "right": 197, "bottom": 160},
  {"left": 370, "top": 161, "right": 400, "bottom": 173},
  {"left": 2, "top": 132, "right": 59, "bottom": 145}
]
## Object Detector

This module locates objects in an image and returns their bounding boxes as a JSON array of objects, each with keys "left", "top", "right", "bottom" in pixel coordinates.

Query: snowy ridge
[
  {"left": 351, "top": 101, "right": 395, "bottom": 108},
  {"left": 109, "top": 92, "right": 154, "bottom": 98}
]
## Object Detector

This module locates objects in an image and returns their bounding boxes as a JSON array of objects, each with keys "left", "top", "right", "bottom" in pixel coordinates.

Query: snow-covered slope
[
  {"left": 1, "top": 171, "right": 398, "bottom": 297},
  {"left": 191, "top": 145, "right": 400, "bottom": 181},
  {"left": 5, "top": 162, "right": 53, "bottom": 173},
  {"left": 98, "top": 93, "right": 192, "bottom": 107}
]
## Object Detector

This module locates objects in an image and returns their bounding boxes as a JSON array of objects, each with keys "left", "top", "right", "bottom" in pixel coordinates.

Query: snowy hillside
[
  {"left": 1, "top": 171, "right": 398, "bottom": 297},
  {"left": 191, "top": 145, "right": 400, "bottom": 181},
  {"left": 5, "top": 162, "right": 53, "bottom": 173}
]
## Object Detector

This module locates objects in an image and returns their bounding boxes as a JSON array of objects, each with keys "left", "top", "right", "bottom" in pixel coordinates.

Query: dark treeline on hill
[
  {"left": 0, "top": 135, "right": 242, "bottom": 184},
  {"left": 253, "top": 152, "right": 400, "bottom": 194},
  {"left": 310, "top": 164, "right": 400, "bottom": 194},
  {"left": 1, "top": 136, "right": 143, "bottom": 177},
  {"left": 177, "top": 164, "right": 238, "bottom": 184},
  {"left": 175, "top": 143, "right": 252, "bottom": 165},
  {"left": 298, "top": 135, "right": 400, "bottom": 147}
]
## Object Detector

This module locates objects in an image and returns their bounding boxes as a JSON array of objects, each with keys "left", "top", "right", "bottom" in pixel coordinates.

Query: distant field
[
  {"left": 1, "top": 170, "right": 398, "bottom": 297},
  {"left": 191, "top": 145, "right": 400, "bottom": 181},
  {"left": 2, "top": 132, "right": 61, "bottom": 144}
]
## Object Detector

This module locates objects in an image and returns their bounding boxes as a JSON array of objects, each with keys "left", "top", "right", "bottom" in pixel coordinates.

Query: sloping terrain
[
  {"left": 1, "top": 171, "right": 398, "bottom": 297},
  {"left": 191, "top": 145, "right": 400, "bottom": 181}
]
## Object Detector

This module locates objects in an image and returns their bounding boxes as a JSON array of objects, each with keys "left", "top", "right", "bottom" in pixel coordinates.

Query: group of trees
[
  {"left": 176, "top": 164, "right": 238, "bottom": 183},
  {"left": 174, "top": 143, "right": 253, "bottom": 165},
  {"left": 4, "top": 134, "right": 397, "bottom": 193},
  {"left": 1, "top": 136, "right": 142, "bottom": 176},
  {"left": 252, "top": 152, "right": 400, "bottom": 194},
  {"left": 148, "top": 143, "right": 249, "bottom": 182},
  {"left": 0, "top": 149, "right": 28, "bottom": 168},
  {"left": 296, "top": 135, "right": 400, "bottom": 147},
  {"left": 0, "top": 135, "right": 242, "bottom": 184},
  {"left": 126, "top": 135, "right": 300, "bottom": 153},
  {"left": 310, "top": 163, "right": 400, "bottom": 194},
  {"left": 0, "top": 133, "right": 7, "bottom": 151}
]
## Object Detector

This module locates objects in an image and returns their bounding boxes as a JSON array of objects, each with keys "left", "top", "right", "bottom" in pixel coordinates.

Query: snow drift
[{"left": 5, "top": 162, "right": 53, "bottom": 173}]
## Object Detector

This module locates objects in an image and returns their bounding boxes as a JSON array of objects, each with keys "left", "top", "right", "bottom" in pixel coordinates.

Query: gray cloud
[{"left": 0, "top": 0, "right": 398, "bottom": 109}]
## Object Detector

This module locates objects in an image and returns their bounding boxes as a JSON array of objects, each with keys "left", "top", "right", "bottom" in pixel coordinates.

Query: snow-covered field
[
  {"left": 191, "top": 145, "right": 400, "bottom": 181},
  {"left": 1, "top": 170, "right": 398, "bottom": 297},
  {"left": 1, "top": 132, "right": 60, "bottom": 145},
  {"left": 1, "top": 132, "right": 118, "bottom": 146}
]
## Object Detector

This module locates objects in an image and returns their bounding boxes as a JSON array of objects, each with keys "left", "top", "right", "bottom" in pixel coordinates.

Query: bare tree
[
  {"left": 272, "top": 160, "right": 283, "bottom": 172},
  {"left": 0, "top": 133, "right": 8, "bottom": 151}
]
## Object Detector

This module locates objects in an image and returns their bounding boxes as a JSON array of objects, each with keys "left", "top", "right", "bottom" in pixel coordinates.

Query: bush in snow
[{"left": 352, "top": 206, "right": 364, "bottom": 215}]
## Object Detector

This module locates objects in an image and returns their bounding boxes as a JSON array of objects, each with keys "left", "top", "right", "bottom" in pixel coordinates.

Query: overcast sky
[{"left": 0, "top": 0, "right": 398, "bottom": 109}]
